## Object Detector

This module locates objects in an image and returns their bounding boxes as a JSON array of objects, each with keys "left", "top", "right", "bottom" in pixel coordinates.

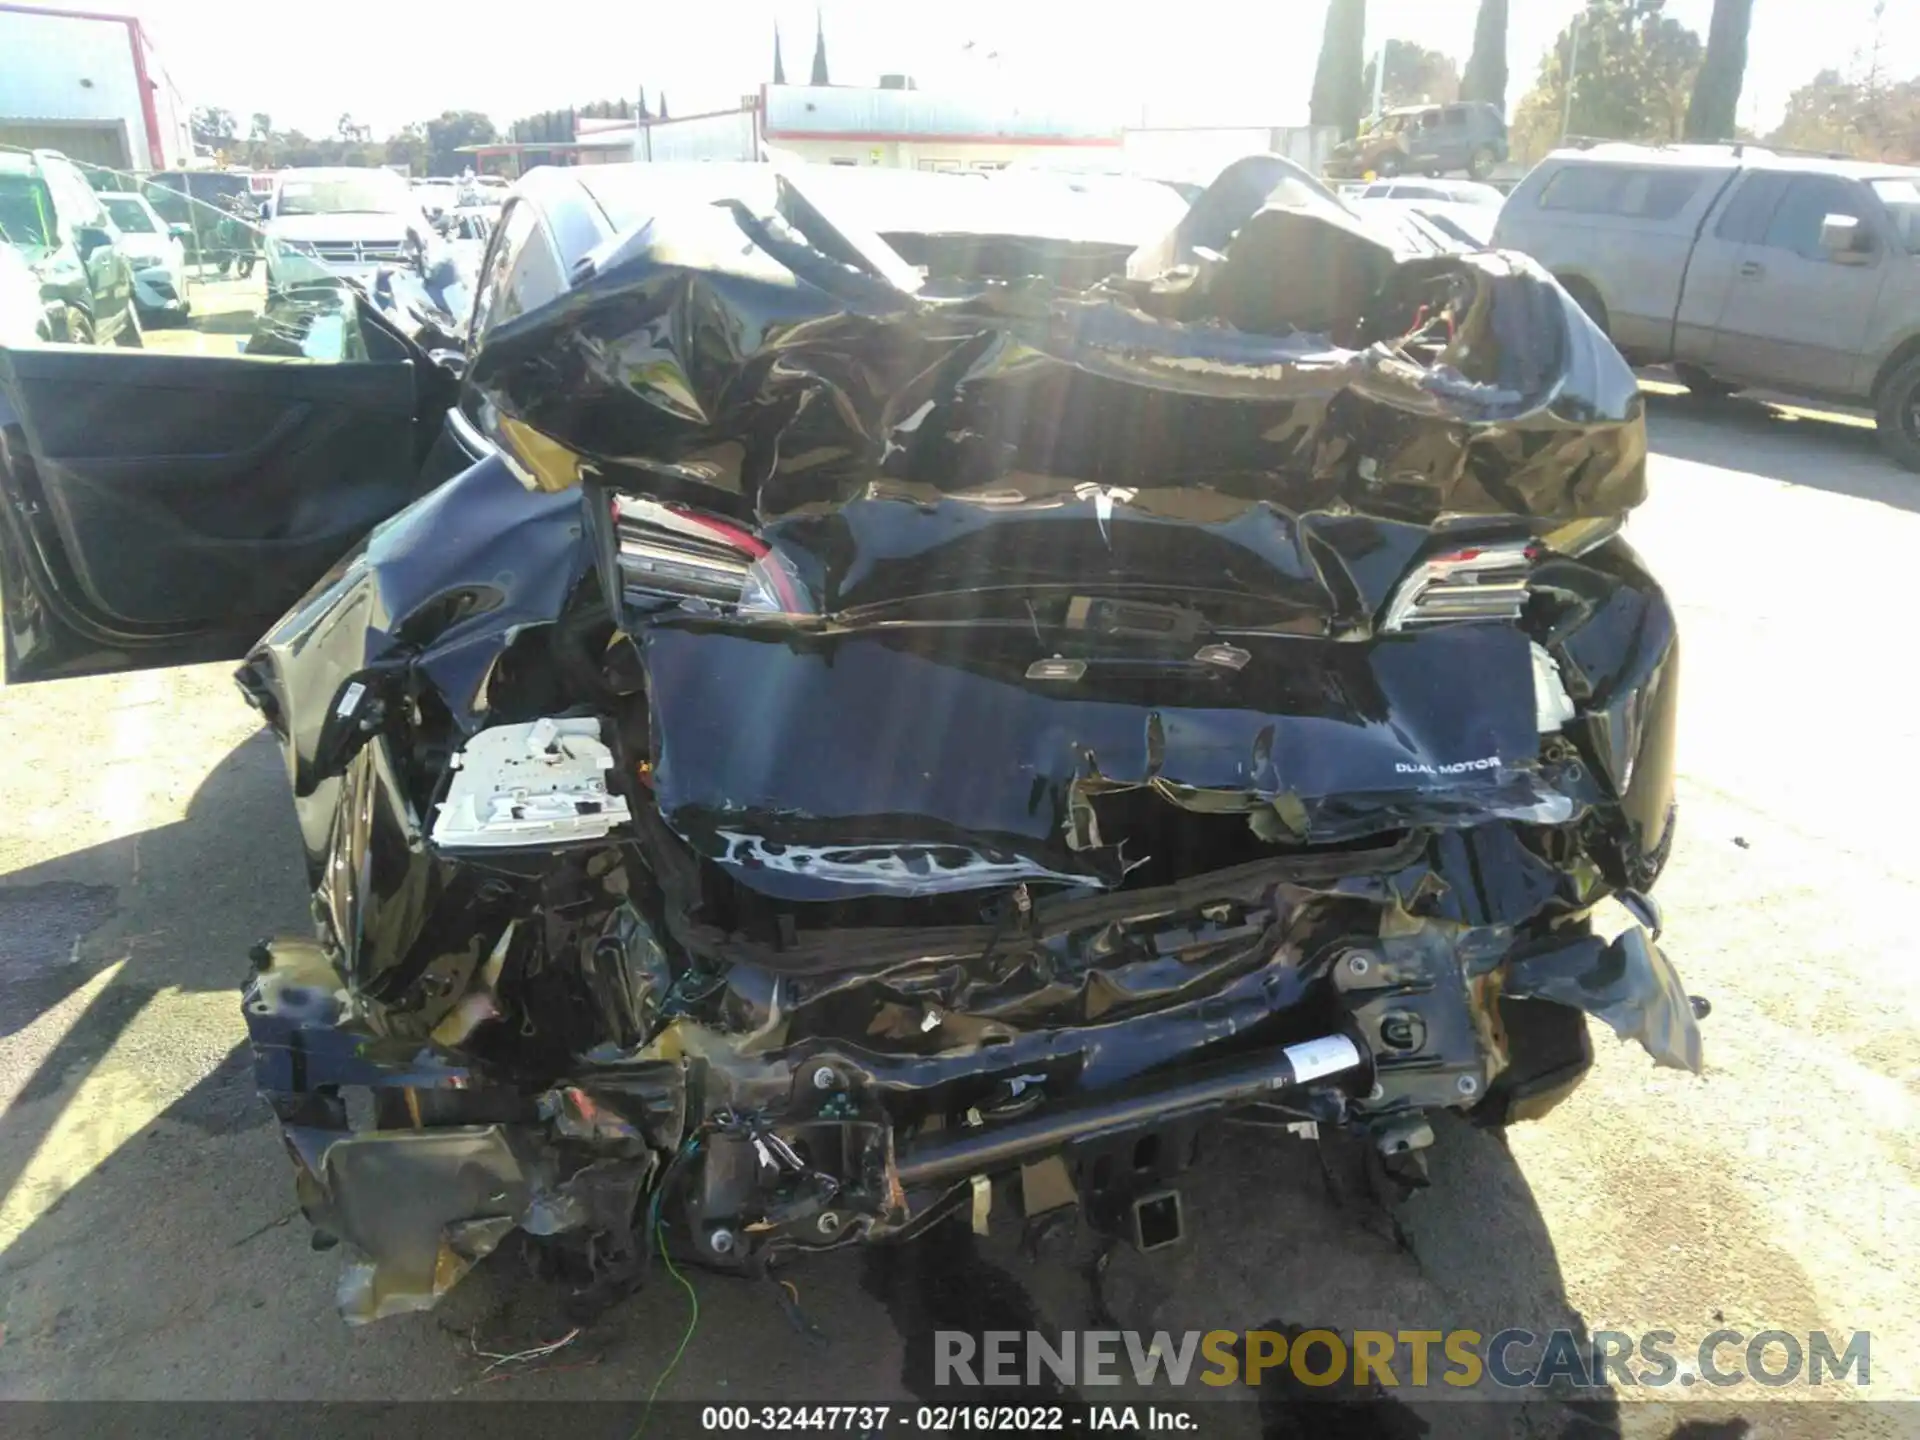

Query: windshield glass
[
  {"left": 101, "top": 194, "right": 157, "bottom": 233},
  {"left": 275, "top": 173, "right": 409, "bottom": 216},
  {"left": 1872, "top": 177, "right": 1920, "bottom": 254},
  {"left": 0, "top": 174, "right": 55, "bottom": 248}
]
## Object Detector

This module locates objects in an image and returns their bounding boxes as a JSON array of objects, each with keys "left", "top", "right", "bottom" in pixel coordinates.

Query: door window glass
[
  {"left": 1760, "top": 176, "right": 1872, "bottom": 260},
  {"left": 467, "top": 199, "right": 563, "bottom": 346},
  {"left": 1871, "top": 177, "right": 1920, "bottom": 254},
  {"left": 1538, "top": 165, "right": 1711, "bottom": 219},
  {"left": 1711, "top": 172, "right": 1788, "bottom": 242},
  {"left": 461, "top": 199, "right": 565, "bottom": 439},
  {"left": 0, "top": 173, "right": 57, "bottom": 247},
  {"left": 2, "top": 143, "right": 381, "bottom": 359}
]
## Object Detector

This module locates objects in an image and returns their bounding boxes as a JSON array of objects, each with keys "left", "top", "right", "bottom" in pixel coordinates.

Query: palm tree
[
  {"left": 1309, "top": 0, "right": 1368, "bottom": 138},
  {"left": 1461, "top": 0, "right": 1509, "bottom": 111},
  {"left": 1685, "top": 0, "right": 1755, "bottom": 139},
  {"left": 810, "top": 6, "right": 831, "bottom": 86}
]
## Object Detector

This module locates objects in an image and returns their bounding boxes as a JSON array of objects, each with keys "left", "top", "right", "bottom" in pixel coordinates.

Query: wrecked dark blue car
[{"left": 0, "top": 157, "right": 1700, "bottom": 1322}]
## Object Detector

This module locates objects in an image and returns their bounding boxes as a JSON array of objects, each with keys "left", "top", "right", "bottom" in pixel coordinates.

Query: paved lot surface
[
  {"left": 0, "top": 393, "right": 1915, "bottom": 1436},
  {"left": 142, "top": 271, "right": 267, "bottom": 358}
]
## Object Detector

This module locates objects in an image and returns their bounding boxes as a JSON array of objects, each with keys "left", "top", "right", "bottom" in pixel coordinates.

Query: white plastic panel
[{"left": 431, "top": 717, "right": 632, "bottom": 850}]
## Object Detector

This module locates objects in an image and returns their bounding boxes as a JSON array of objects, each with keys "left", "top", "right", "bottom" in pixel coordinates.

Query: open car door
[{"left": 0, "top": 151, "right": 444, "bottom": 683}]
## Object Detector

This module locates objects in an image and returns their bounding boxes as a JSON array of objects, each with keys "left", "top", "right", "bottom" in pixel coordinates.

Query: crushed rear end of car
[{"left": 234, "top": 157, "right": 1700, "bottom": 1321}]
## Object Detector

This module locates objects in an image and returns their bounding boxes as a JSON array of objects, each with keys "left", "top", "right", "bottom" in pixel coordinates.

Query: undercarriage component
[
  {"left": 1131, "top": 1190, "right": 1185, "bottom": 1252},
  {"left": 894, "top": 1034, "right": 1366, "bottom": 1189}
]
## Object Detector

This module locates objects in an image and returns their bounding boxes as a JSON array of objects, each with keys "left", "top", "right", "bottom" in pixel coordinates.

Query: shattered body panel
[{"left": 233, "top": 158, "right": 1701, "bottom": 1320}]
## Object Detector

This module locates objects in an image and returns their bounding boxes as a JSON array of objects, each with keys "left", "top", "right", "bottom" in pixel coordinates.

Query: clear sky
[{"left": 101, "top": 0, "right": 1920, "bottom": 141}]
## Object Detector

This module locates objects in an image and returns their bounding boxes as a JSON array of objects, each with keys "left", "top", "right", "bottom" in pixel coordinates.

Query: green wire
[{"left": 634, "top": 1218, "right": 699, "bottom": 1437}]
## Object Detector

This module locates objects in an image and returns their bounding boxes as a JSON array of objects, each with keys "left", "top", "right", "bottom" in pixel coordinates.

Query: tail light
[
  {"left": 1381, "top": 540, "right": 1534, "bottom": 632},
  {"left": 612, "top": 496, "right": 810, "bottom": 614}
]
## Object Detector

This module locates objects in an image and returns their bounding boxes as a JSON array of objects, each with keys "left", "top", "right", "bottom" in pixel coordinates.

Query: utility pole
[
  {"left": 1370, "top": 41, "right": 1387, "bottom": 122},
  {"left": 1560, "top": 14, "right": 1583, "bottom": 141}
]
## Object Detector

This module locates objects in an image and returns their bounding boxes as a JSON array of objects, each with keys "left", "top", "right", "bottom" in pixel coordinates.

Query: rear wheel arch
[
  {"left": 1554, "top": 274, "right": 1610, "bottom": 336},
  {"left": 1870, "top": 333, "right": 1920, "bottom": 407},
  {"left": 59, "top": 304, "right": 96, "bottom": 345},
  {"left": 1872, "top": 343, "right": 1920, "bottom": 472}
]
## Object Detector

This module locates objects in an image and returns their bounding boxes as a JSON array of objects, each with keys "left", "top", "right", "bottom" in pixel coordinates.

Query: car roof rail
[{"left": 1558, "top": 134, "right": 1854, "bottom": 163}]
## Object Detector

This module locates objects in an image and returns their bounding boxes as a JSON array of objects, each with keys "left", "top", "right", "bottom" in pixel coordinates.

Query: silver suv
[{"left": 1493, "top": 142, "right": 1920, "bottom": 468}]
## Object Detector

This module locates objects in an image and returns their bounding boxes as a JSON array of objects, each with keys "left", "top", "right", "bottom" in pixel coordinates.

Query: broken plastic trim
[
  {"left": 1381, "top": 541, "right": 1534, "bottom": 632},
  {"left": 431, "top": 717, "right": 632, "bottom": 850}
]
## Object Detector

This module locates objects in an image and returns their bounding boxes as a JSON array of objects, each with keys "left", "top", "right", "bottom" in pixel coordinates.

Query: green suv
[{"left": 0, "top": 148, "right": 140, "bottom": 346}]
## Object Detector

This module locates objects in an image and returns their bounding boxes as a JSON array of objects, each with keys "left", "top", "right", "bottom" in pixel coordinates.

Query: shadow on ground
[
  {"left": 1643, "top": 391, "right": 1919, "bottom": 513},
  {"left": 0, "top": 726, "right": 1808, "bottom": 1436}
]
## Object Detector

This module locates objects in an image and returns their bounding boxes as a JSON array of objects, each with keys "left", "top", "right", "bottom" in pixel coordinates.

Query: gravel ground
[{"left": 0, "top": 391, "right": 1914, "bottom": 1437}]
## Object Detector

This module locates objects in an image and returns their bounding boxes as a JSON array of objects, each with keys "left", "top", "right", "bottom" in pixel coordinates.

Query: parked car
[
  {"left": 0, "top": 157, "right": 1697, "bottom": 1323},
  {"left": 98, "top": 190, "right": 190, "bottom": 325},
  {"left": 1353, "top": 196, "right": 1497, "bottom": 250},
  {"left": 143, "top": 168, "right": 255, "bottom": 267},
  {"left": 1493, "top": 142, "right": 1920, "bottom": 468},
  {"left": 0, "top": 148, "right": 139, "bottom": 345},
  {"left": 412, "top": 176, "right": 459, "bottom": 224},
  {"left": 1326, "top": 103, "right": 1509, "bottom": 181},
  {"left": 262, "top": 166, "right": 430, "bottom": 294},
  {"left": 0, "top": 241, "right": 52, "bottom": 342},
  {"left": 1357, "top": 178, "right": 1506, "bottom": 208}
]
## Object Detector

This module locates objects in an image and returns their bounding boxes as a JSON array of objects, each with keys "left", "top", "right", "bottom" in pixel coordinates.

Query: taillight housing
[
  {"left": 1381, "top": 540, "right": 1535, "bottom": 632},
  {"left": 610, "top": 495, "right": 812, "bottom": 615}
]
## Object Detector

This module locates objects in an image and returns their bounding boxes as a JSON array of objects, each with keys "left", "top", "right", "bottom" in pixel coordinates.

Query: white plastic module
[
  {"left": 431, "top": 717, "right": 632, "bottom": 850},
  {"left": 1531, "top": 642, "right": 1577, "bottom": 734}
]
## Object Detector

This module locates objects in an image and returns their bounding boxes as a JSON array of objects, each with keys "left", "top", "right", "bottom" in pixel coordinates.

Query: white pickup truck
[{"left": 1494, "top": 143, "right": 1920, "bottom": 469}]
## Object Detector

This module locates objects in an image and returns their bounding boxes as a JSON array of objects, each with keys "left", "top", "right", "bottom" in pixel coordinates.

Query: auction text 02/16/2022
[{"left": 699, "top": 1405, "right": 1201, "bottom": 1432}]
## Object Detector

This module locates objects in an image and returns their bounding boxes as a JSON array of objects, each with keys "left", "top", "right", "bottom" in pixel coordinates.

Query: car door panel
[
  {"left": 0, "top": 345, "right": 423, "bottom": 679},
  {"left": 1673, "top": 172, "right": 1784, "bottom": 364},
  {"left": 1709, "top": 176, "right": 1884, "bottom": 394}
]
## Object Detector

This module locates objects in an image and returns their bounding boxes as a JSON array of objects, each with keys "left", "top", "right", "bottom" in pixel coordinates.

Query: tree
[
  {"left": 336, "top": 112, "right": 370, "bottom": 144},
  {"left": 384, "top": 122, "right": 429, "bottom": 176},
  {"left": 1769, "top": 67, "right": 1920, "bottom": 161},
  {"left": 425, "top": 109, "right": 497, "bottom": 175},
  {"left": 248, "top": 112, "right": 273, "bottom": 141},
  {"left": 810, "top": 6, "right": 831, "bottom": 86},
  {"left": 1508, "top": 1, "right": 1704, "bottom": 164},
  {"left": 189, "top": 106, "right": 236, "bottom": 149},
  {"left": 1361, "top": 40, "right": 1460, "bottom": 111},
  {"left": 774, "top": 25, "right": 788, "bottom": 85},
  {"left": 658, "top": 93, "right": 670, "bottom": 120},
  {"left": 1460, "top": 0, "right": 1510, "bottom": 111},
  {"left": 277, "top": 130, "right": 321, "bottom": 167},
  {"left": 1310, "top": 0, "right": 1368, "bottom": 139},
  {"left": 1685, "top": 0, "right": 1754, "bottom": 139}
]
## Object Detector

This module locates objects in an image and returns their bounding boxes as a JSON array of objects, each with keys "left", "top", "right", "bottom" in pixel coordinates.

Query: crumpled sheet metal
[
  {"left": 295, "top": 1125, "right": 537, "bottom": 1325},
  {"left": 642, "top": 617, "right": 1562, "bottom": 899},
  {"left": 1504, "top": 925, "right": 1703, "bottom": 1073},
  {"left": 243, "top": 453, "right": 588, "bottom": 800},
  {"left": 466, "top": 163, "right": 1645, "bottom": 533}
]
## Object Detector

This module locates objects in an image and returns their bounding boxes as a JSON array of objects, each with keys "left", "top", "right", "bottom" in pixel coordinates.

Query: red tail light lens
[{"left": 1381, "top": 540, "right": 1534, "bottom": 632}]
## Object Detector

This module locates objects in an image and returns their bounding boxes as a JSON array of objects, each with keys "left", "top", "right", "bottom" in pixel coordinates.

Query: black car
[
  {"left": 0, "top": 147, "right": 140, "bottom": 345},
  {"left": 0, "top": 158, "right": 1697, "bottom": 1324}
]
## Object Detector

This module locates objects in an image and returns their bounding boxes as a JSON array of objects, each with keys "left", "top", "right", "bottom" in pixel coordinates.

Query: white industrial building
[
  {"left": 0, "top": 2, "right": 191, "bottom": 169},
  {"left": 632, "top": 83, "right": 1125, "bottom": 172},
  {"left": 627, "top": 84, "right": 1336, "bottom": 185}
]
